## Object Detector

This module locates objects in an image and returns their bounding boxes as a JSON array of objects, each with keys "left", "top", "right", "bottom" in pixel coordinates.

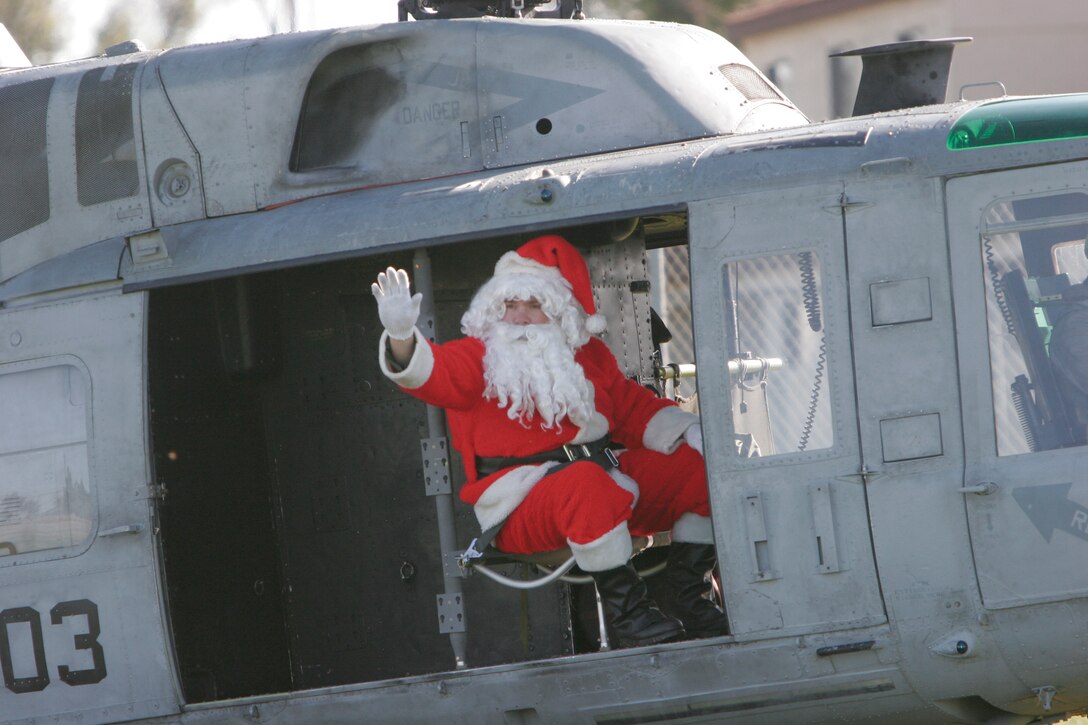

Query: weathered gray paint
[
  {"left": 2, "top": 13, "right": 1088, "bottom": 725},
  {"left": 0, "top": 292, "right": 178, "bottom": 723}
]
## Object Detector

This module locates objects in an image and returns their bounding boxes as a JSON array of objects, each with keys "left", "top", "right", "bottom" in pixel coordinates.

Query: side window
[
  {"left": 981, "top": 192, "right": 1088, "bottom": 454},
  {"left": 0, "top": 364, "right": 94, "bottom": 558},
  {"left": 0, "top": 77, "right": 53, "bottom": 242},
  {"left": 724, "top": 251, "right": 832, "bottom": 457},
  {"left": 76, "top": 63, "right": 140, "bottom": 206}
]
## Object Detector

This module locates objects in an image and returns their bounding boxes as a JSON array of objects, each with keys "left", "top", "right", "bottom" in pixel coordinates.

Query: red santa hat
[{"left": 492, "top": 235, "right": 607, "bottom": 334}]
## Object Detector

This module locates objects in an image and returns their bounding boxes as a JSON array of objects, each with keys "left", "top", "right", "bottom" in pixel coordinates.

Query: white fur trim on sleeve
[
  {"left": 378, "top": 328, "right": 434, "bottom": 389},
  {"left": 671, "top": 512, "right": 715, "bottom": 544},
  {"left": 473, "top": 462, "right": 559, "bottom": 531},
  {"left": 568, "top": 521, "right": 634, "bottom": 572},
  {"left": 642, "top": 406, "right": 699, "bottom": 454}
]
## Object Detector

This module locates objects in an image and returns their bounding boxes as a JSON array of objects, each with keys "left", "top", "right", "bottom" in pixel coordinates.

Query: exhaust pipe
[{"left": 832, "top": 37, "right": 971, "bottom": 116}]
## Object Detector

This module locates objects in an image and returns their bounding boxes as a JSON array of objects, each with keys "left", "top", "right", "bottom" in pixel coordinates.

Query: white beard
[{"left": 482, "top": 321, "right": 596, "bottom": 429}]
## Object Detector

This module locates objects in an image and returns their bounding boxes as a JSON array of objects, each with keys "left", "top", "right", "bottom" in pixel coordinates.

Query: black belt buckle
[{"left": 604, "top": 448, "right": 619, "bottom": 468}]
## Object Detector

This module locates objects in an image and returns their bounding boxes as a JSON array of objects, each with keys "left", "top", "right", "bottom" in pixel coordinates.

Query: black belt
[
  {"left": 461, "top": 436, "right": 620, "bottom": 568},
  {"left": 475, "top": 436, "right": 619, "bottom": 478}
]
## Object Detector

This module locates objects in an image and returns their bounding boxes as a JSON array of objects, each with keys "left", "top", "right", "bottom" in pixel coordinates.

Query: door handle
[
  {"left": 959, "top": 482, "right": 998, "bottom": 495},
  {"left": 100, "top": 524, "right": 144, "bottom": 537}
]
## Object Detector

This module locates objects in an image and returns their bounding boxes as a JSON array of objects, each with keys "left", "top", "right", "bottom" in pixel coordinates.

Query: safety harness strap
[{"left": 460, "top": 437, "right": 620, "bottom": 568}]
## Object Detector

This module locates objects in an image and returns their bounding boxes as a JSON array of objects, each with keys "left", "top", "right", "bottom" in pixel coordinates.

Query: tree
[
  {"left": 0, "top": 0, "right": 60, "bottom": 64},
  {"left": 95, "top": 0, "right": 202, "bottom": 54},
  {"left": 95, "top": 5, "right": 136, "bottom": 53},
  {"left": 159, "top": 0, "right": 200, "bottom": 46}
]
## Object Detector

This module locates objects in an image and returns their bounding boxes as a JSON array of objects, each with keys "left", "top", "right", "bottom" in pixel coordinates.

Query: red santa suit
[{"left": 378, "top": 237, "right": 713, "bottom": 571}]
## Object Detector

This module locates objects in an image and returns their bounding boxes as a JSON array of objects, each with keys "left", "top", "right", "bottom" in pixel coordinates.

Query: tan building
[{"left": 723, "top": 0, "right": 1088, "bottom": 120}]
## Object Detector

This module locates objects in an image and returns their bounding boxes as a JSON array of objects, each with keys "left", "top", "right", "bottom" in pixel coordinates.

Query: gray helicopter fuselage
[{"left": 1, "top": 16, "right": 1087, "bottom": 725}]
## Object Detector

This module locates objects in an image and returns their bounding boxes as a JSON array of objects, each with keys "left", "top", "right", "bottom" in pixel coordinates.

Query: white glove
[
  {"left": 371, "top": 267, "right": 422, "bottom": 340},
  {"left": 683, "top": 423, "right": 703, "bottom": 455}
]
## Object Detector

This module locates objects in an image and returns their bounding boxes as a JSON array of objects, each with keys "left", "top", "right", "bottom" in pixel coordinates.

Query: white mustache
[{"left": 490, "top": 322, "right": 555, "bottom": 347}]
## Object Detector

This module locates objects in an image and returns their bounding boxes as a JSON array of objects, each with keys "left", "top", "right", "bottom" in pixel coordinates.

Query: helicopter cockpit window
[
  {"left": 0, "top": 364, "right": 94, "bottom": 559},
  {"left": 76, "top": 63, "right": 140, "bottom": 206},
  {"left": 0, "top": 78, "right": 53, "bottom": 242},
  {"left": 981, "top": 192, "right": 1088, "bottom": 455},
  {"left": 724, "top": 251, "right": 833, "bottom": 457}
]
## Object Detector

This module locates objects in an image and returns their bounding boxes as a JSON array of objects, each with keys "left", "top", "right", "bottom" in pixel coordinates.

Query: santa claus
[{"left": 372, "top": 234, "right": 726, "bottom": 647}]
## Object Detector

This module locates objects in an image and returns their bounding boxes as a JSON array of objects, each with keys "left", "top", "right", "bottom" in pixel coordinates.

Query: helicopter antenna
[{"left": 398, "top": 0, "right": 585, "bottom": 21}]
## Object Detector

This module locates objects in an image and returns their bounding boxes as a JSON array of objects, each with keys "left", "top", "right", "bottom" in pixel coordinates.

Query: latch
[{"left": 127, "top": 230, "right": 170, "bottom": 267}]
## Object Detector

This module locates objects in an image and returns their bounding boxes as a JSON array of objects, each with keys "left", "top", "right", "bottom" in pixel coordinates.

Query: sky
[{"left": 55, "top": 1, "right": 398, "bottom": 61}]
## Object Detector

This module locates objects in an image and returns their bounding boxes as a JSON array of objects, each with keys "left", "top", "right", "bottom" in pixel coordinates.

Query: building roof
[{"left": 725, "top": 0, "right": 899, "bottom": 39}]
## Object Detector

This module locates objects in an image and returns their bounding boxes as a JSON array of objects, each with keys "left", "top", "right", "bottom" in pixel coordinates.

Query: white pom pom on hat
[{"left": 494, "top": 235, "right": 606, "bottom": 333}]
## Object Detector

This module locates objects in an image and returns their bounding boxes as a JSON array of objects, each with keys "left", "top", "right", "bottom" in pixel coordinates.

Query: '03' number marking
[{"left": 0, "top": 600, "right": 106, "bottom": 693}]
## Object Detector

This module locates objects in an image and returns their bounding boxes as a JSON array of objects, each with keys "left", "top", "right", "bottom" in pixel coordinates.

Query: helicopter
[{"left": 2, "top": 0, "right": 1088, "bottom": 722}]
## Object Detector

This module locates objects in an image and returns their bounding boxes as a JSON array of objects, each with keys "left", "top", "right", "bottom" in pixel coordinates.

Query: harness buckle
[{"left": 563, "top": 443, "right": 592, "bottom": 461}]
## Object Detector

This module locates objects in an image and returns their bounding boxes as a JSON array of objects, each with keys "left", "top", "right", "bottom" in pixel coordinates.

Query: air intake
[
  {"left": 833, "top": 37, "right": 971, "bottom": 116},
  {"left": 719, "top": 63, "right": 781, "bottom": 102}
]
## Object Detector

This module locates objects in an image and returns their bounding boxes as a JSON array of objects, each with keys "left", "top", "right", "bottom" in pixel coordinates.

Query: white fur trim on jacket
[
  {"left": 642, "top": 406, "right": 699, "bottom": 454},
  {"left": 378, "top": 328, "right": 434, "bottom": 389},
  {"left": 473, "top": 462, "right": 560, "bottom": 531},
  {"left": 568, "top": 521, "right": 634, "bottom": 572},
  {"left": 608, "top": 467, "right": 640, "bottom": 508},
  {"left": 494, "top": 250, "right": 565, "bottom": 278},
  {"left": 671, "top": 512, "right": 714, "bottom": 544},
  {"left": 568, "top": 412, "right": 609, "bottom": 444}
]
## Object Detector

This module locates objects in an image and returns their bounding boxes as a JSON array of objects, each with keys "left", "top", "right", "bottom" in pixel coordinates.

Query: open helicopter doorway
[{"left": 147, "top": 213, "right": 713, "bottom": 704}]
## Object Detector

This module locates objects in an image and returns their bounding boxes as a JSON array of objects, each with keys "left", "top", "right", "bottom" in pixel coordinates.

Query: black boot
[
  {"left": 591, "top": 562, "right": 685, "bottom": 648},
  {"left": 666, "top": 543, "right": 729, "bottom": 638}
]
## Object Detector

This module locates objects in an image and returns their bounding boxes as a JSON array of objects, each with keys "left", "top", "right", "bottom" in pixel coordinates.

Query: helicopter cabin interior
[
  {"left": 147, "top": 198, "right": 846, "bottom": 702},
  {"left": 150, "top": 215, "right": 694, "bottom": 701}
]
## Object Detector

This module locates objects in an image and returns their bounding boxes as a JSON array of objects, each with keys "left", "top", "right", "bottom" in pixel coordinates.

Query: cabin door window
[
  {"left": 724, "top": 251, "right": 833, "bottom": 458},
  {"left": 949, "top": 164, "right": 1088, "bottom": 611},
  {"left": 0, "top": 363, "right": 93, "bottom": 558},
  {"left": 978, "top": 192, "right": 1088, "bottom": 455}
]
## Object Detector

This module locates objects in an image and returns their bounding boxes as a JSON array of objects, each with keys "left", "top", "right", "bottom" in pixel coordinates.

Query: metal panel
[
  {"left": 139, "top": 62, "right": 205, "bottom": 227},
  {"left": 0, "top": 291, "right": 178, "bottom": 723},
  {"left": 948, "top": 160, "right": 1088, "bottom": 610},
  {"left": 586, "top": 235, "right": 653, "bottom": 379},
  {"left": 879, "top": 413, "right": 944, "bottom": 462},
  {"left": 842, "top": 173, "right": 1030, "bottom": 702},
  {"left": 474, "top": 20, "right": 803, "bottom": 171},
  {"left": 869, "top": 277, "right": 932, "bottom": 326},
  {"left": 0, "top": 57, "right": 153, "bottom": 286},
  {"left": 689, "top": 187, "right": 886, "bottom": 638}
]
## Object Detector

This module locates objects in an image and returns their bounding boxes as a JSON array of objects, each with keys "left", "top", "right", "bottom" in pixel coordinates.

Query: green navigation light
[{"left": 948, "top": 95, "right": 1088, "bottom": 150}]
